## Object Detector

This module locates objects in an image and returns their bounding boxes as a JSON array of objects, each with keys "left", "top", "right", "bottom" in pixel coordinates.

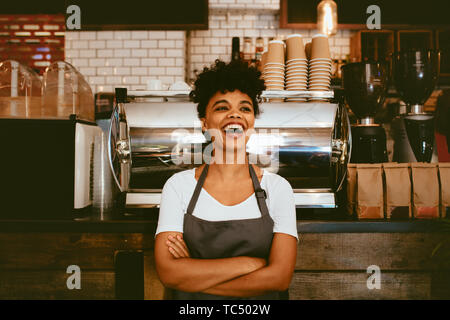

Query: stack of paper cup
[
  {"left": 263, "top": 40, "right": 285, "bottom": 91},
  {"left": 308, "top": 34, "right": 332, "bottom": 101},
  {"left": 285, "top": 34, "right": 307, "bottom": 102}
]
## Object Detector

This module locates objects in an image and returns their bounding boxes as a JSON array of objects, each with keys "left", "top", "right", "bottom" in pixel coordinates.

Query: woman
[{"left": 154, "top": 60, "right": 298, "bottom": 300}]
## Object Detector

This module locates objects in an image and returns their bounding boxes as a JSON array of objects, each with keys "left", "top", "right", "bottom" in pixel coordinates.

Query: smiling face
[{"left": 201, "top": 90, "right": 256, "bottom": 160}]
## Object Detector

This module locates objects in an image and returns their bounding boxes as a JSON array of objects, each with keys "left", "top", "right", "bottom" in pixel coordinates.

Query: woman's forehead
[{"left": 209, "top": 90, "right": 252, "bottom": 104}]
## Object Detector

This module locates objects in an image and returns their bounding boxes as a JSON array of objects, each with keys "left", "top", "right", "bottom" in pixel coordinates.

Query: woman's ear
[{"left": 200, "top": 118, "right": 207, "bottom": 132}]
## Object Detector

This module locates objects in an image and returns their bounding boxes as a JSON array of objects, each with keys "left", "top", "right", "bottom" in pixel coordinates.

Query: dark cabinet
[
  {"left": 280, "top": 0, "right": 450, "bottom": 29},
  {"left": 1, "top": 0, "right": 209, "bottom": 30},
  {"left": 397, "top": 30, "right": 434, "bottom": 52},
  {"left": 350, "top": 30, "right": 394, "bottom": 63},
  {"left": 437, "top": 30, "right": 450, "bottom": 83}
]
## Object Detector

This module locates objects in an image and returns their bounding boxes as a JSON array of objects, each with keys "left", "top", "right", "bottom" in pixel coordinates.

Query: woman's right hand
[{"left": 166, "top": 234, "right": 190, "bottom": 259}]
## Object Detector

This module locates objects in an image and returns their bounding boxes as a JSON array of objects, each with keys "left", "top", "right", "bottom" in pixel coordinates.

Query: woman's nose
[{"left": 227, "top": 109, "right": 242, "bottom": 118}]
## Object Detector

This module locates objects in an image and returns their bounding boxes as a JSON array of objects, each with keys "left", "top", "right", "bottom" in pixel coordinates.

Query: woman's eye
[
  {"left": 241, "top": 106, "right": 252, "bottom": 112},
  {"left": 216, "top": 106, "right": 228, "bottom": 111}
]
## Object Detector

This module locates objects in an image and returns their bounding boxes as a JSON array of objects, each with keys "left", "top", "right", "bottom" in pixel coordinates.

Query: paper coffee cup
[
  {"left": 286, "top": 68, "right": 308, "bottom": 73},
  {"left": 309, "top": 67, "right": 332, "bottom": 72},
  {"left": 286, "top": 87, "right": 307, "bottom": 91},
  {"left": 309, "top": 80, "right": 330, "bottom": 85},
  {"left": 286, "top": 60, "right": 308, "bottom": 66},
  {"left": 309, "top": 73, "right": 331, "bottom": 79},
  {"left": 308, "top": 83, "right": 330, "bottom": 87},
  {"left": 267, "top": 40, "right": 285, "bottom": 64},
  {"left": 286, "top": 66, "right": 308, "bottom": 72},
  {"left": 311, "top": 34, "right": 331, "bottom": 59},
  {"left": 286, "top": 87, "right": 307, "bottom": 90},
  {"left": 287, "top": 79, "right": 308, "bottom": 83},
  {"left": 309, "top": 61, "right": 332, "bottom": 66},
  {"left": 308, "top": 82, "right": 330, "bottom": 87},
  {"left": 286, "top": 34, "right": 306, "bottom": 61},
  {"left": 286, "top": 73, "right": 308, "bottom": 79},
  {"left": 309, "top": 60, "right": 332, "bottom": 66}
]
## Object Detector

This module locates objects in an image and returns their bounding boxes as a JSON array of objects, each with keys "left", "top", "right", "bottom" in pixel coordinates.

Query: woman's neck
[{"left": 207, "top": 161, "right": 251, "bottom": 183}]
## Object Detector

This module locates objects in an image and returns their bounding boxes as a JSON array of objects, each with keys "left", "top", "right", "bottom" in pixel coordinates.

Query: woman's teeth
[{"left": 223, "top": 124, "right": 244, "bottom": 134}]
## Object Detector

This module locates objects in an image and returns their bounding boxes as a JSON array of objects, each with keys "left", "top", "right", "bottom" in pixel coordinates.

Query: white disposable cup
[{"left": 147, "top": 78, "right": 163, "bottom": 90}]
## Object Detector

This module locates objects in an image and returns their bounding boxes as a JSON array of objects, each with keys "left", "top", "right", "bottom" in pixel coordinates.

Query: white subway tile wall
[
  {"left": 65, "top": 30, "right": 186, "bottom": 93},
  {"left": 188, "top": 10, "right": 354, "bottom": 80}
]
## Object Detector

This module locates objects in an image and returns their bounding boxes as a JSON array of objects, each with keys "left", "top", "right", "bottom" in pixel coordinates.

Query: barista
[{"left": 154, "top": 60, "right": 298, "bottom": 299}]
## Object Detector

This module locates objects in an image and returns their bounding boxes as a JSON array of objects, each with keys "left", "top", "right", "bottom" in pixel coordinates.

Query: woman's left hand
[{"left": 166, "top": 234, "right": 190, "bottom": 259}]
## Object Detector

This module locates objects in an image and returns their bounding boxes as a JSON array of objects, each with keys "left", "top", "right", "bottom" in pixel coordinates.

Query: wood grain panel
[
  {"left": 0, "top": 270, "right": 115, "bottom": 300},
  {"left": 296, "top": 233, "right": 450, "bottom": 271},
  {"left": 289, "top": 272, "right": 431, "bottom": 300},
  {"left": 0, "top": 233, "right": 153, "bottom": 270},
  {"left": 143, "top": 250, "right": 165, "bottom": 300}
]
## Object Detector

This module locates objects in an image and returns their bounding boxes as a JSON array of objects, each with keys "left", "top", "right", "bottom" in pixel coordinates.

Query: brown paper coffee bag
[
  {"left": 356, "top": 164, "right": 384, "bottom": 219},
  {"left": 438, "top": 163, "right": 450, "bottom": 218},
  {"left": 411, "top": 162, "right": 439, "bottom": 219},
  {"left": 346, "top": 163, "right": 357, "bottom": 216},
  {"left": 383, "top": 163, "right": 411, "bottom": 219}
]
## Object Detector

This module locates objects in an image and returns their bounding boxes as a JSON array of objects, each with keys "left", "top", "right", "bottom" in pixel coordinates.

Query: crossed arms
[{"left": 154, "top": 232, "right": 297, "bottom": 297}]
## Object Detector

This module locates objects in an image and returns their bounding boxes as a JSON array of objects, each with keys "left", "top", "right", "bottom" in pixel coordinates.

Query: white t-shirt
[{"left": 156, "top": 168, "right": 298, "bottom": 240}]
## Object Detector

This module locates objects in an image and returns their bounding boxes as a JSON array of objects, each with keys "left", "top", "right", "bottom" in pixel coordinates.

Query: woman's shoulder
[
  {"left": 262, "top": 169, "right": 293, "bottom": 191},
  {"left": 164, "top": 168, "right": 195, "bottom": 188}
]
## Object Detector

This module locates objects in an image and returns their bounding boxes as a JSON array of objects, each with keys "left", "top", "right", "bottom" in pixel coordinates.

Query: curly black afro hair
[{"left": 189, "top": 59, "right": 266, "bottom": 119}]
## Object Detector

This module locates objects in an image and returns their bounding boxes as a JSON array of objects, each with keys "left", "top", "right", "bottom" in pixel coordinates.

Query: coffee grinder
[
  {"left": 392, "top": 49, "right": 440, "bottom": 163},
  {"left": 341, "top": 62, "right": 389, "bottom": 163}
]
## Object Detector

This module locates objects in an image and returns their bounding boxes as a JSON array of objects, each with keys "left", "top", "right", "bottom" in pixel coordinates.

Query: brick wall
[{"left": 65, "top": 30, "right": 186, "bottom": 93}]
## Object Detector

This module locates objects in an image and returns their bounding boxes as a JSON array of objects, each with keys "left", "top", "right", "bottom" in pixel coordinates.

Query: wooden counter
[{"left": 0, "top": 219, "right": 449, "bottom": 300}]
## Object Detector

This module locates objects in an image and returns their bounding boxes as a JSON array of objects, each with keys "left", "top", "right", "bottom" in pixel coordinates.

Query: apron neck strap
[
  {"left": 186, "top": 164, "right": 209, "bottom": 215},
  {"left": 248, "top": 164, "right": 270, "bottom": 217}
]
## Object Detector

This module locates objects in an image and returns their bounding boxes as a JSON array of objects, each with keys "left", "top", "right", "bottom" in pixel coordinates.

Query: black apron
[{"left": 172, "top": 164, "right": 288, "bottom": 300}]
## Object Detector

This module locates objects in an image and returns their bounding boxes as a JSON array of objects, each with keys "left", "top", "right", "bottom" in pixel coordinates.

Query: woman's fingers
[
  {"left": 174, "top": 235, "right": 190, "bottom": 256},
  {"left": 167, "top": 240, "right": 183, "bottom": 258},
  {"left": 169, "top": 235, "right": 190, "bottom": 257},
  {"left": 167, "top": 235, "right": 190, "bottom": 258},
  {"left": 168, "top": 246, "right": 180, "bottom": 258}
]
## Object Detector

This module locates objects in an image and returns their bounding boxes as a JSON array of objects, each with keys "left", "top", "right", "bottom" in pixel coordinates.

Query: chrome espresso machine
[{"left": 108, "top": 89, "right": 351, "bottom": 211}]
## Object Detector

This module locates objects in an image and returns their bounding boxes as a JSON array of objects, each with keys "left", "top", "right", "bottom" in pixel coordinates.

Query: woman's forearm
[
  {"left": 202, "top": 264, "right": 288, "bottom": 297},
  {"left": 157, "top": 256, "right": 266, "bottom": 292}
]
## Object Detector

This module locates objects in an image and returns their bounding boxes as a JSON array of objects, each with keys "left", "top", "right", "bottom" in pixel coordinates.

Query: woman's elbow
[
  {"left": 156, "top": 263, "right": 177, "bottom": 288},
  {"left": 277, "top": 277, "right": 292, "bottom": 291},
  {"left": 155, "top": 262, "right": 202, "bottom": 292},
  {"left": 269, "top": 266, "right": 294, "bottom": 291}
]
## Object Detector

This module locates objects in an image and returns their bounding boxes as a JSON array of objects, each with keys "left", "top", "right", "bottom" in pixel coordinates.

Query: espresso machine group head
[{"left": 341, "top": 61, "right": 389, "bottom": 163}]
